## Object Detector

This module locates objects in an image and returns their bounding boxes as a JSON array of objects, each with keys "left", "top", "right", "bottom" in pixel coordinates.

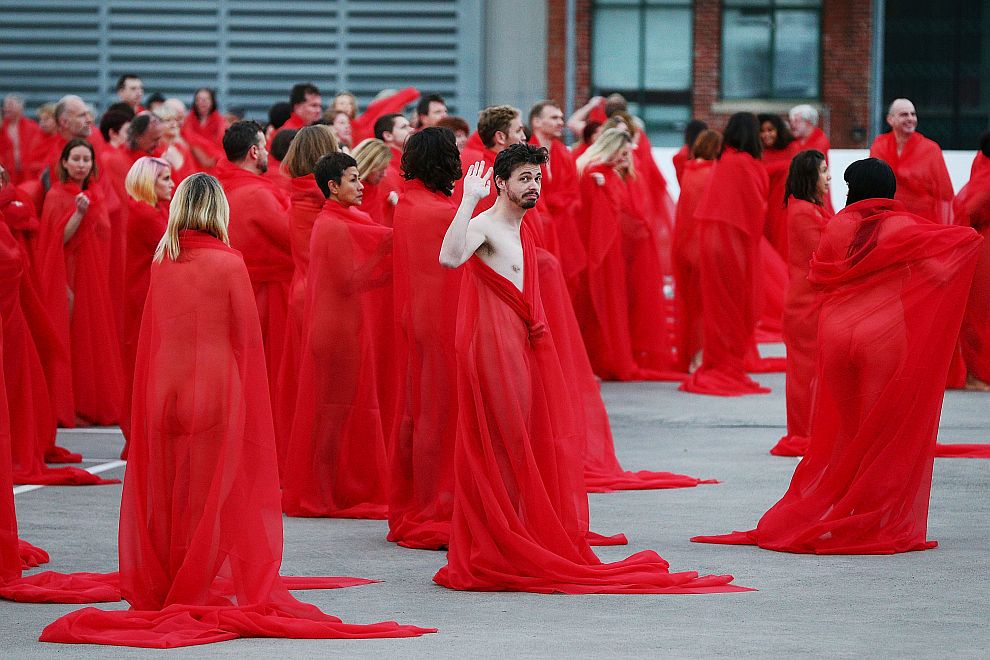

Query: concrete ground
[{"left": 3, "top": 347, "right": 989, "bottom": 658}]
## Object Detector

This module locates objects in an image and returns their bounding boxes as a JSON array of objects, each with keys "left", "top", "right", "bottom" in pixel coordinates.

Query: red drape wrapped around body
[
  {"left": 954, "top": 163, "right": 990, "bottom": 386},
  {"left": 40, "top": 231, "right": 435, "bottom": 647},
  {"left": 770, "top": 199, "right": 831, "bottom": 456},
  {"left": 433, "top": 226, "right": 748, "bottom": 594},
  {"left": 1, "top": 116, "right": 42, "bottom": 185},
  {"left": 387, "top": 178, "right": 460, "bottom": 549},
  {"left": 870, "top": 132, "right": 954, "bottom": 224},
  {"left": 693, "top": 199, "right": 982, "bottom": 553},
  {"left": 680, "top": 148, "right": 772, "bottom": 396},
  {"left": 350, "top": 87, "right": 420, "bottom": 145},
  {"left": 36, "top": 181, "right": 123, "bottom": 425},
  {"left": 762, "top": 143, "right": 799, "bottom": 259},
  {"left": 533, "top": 138, "right": 585, "bottom": 288},
  {"left": 282, "top": 201, "right": 393, "bottom": 518},
  {"left": 672, "top": 159, "right": 713, "bottom": 371},
  {"left": 180, "top": 111, "right": 226, "bottom": 170}
]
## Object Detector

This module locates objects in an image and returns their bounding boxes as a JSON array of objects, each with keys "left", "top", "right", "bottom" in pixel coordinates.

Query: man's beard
[
  {"left": 257, "top": 158, "right": 268, "bottom": 174},
  {"left": 508, "top": 189, "right": 538, "bottom": 209}
]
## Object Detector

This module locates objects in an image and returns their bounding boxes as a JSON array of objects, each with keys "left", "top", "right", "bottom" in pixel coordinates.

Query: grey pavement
[{"left": 3, "top": 346, "right": 989, "bottom": 658}]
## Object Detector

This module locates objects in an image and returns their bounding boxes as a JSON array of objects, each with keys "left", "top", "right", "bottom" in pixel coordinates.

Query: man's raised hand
[{"left": 463, "top": 160, "right": 492, "bottom": 201}]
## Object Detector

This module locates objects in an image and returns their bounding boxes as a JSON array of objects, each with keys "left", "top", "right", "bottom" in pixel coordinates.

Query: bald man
[{"left": 869, "top": 99, "right": 954, "bottom": 224}]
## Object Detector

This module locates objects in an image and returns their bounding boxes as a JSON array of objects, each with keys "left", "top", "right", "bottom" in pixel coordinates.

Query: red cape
[
  {"left": 386, "top": 178, "right": 460, "bottom": 549},
  {"left": 672, "top": 159, "right": 713, "bottom": 371},
  {"left": 795, "top": 127, "right": 830, "bottom": 161},
  {"left": 0, "top": 116, "right": 43, "bottom": 184},
  {"left": 281, "top": 200, "right": 393, "bottom": 518},
  {"left": 955, "top": 164, "right": 990, "bottom": 386},
  {"left": 694, "top": 199, "right": 982, "bottom": 553},
  {"left": 433, "top": 226, "right": 748, "bottom": 593},
  {"left": 359, "top": 177, "right": 397, "bottom": 227},
  {"left": 41, "top": 231, "right": 435, "bottom": 647},
  {"left": 180, "top": 111, "right": 226, "bottom": 169},
  {"left": 762, "top": 143, "right": 800, "bottom": 259},
  {"left": 672, "top": 144, "right": 690, "bottom": 184},
  {"left": 532, "top": 137, "right": 584, "bottom": 287},
  {"left": 870, "top": 131, "right": 954, "bottom": 224}
]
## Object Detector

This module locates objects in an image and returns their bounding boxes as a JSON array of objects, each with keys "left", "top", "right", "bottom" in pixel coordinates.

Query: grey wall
[{"left": 482, "top": 0, "right": 548, "bottom": 120}]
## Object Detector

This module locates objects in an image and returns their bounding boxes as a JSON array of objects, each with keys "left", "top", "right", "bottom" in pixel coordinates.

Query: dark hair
[
  {"left": 57, "top": 138, "right": 97, "bottom": 187},
  {"left": 145, "top": 92, "right": 165, "bottom": 108},
  {"left": 493, "top": 143, "right": 548, "bottom": 196},
  {"left": 582, "top": 120, "right": 602, "bottom": 145},
  {"left": 528, "top": 99, "right": 560, "bottom": 127},
  {"left": 721, "top": 112, "right": 762, "bottom": 159},
  {"left": 104, "top": 102, "right": 135, "bottom": 119},
  {"left": 192, "top": 87, "right": 217, "bottom": 118},
  {"left": 603, "top": 94, "right": 627, "bottom": 117},
  {"left": 683, "top": 119, "right": 708, "bottom": 148},
  {"left": 225, "top": 106, "right": 245, "bottom": 121},
  {"left": 313, "top": 152, "right": 358, "bottom": 198},
  {"left": 222, "top": 120, "right": 265, "bottom": 162},
  {"left": 784, "top": 149, "right": 826, "bottom": 206},
  {"left": 979, "top": 130, "right": 990, "bottom": 158},
  {"left": 290, "top": 83, "right": 320, "bottom": 106},
  {"left": 436, "top": 115, "right": 470, "bottom": 136},
  {"left": 757, "top": 113, "right": 795, "bottom": 150},
  {"left": 844, "top": 157, "right": 896, "bottom": 205},
  {"left": 270, "top": 128, "right": 297, "bottom": 162},
  {"left": 373, "top": 113, "right": 402, "bottom": 141},
  {"left": 127, "top": 113, "right": 158, "bottom": 150},
  {"left": 115, "top": 74, "right": 140, "bottom": 91},
  {"left": 401, "top": 127, "right": 461, "bottom": 196},
  {"left": 268, "top": 102, "right": 292, "bottom": 130},
  {"left": 99, "top": 110, "right": 131, "bottom": 142},
  {"left": 416, "top": 94, "right": 446, "bottom": 118}
]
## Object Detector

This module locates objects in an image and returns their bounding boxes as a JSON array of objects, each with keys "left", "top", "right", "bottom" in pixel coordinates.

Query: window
[
  {"left": 592, "top": 0, "right": 693, "bottom": 146},
  {"left": 721, "top": 0, "right": 822, "bottom": 100}
]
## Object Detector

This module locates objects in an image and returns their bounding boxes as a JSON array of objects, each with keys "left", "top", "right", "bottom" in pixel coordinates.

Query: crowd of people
[{"left": 0, "top": 74, "right": 987, "bottom": 648}]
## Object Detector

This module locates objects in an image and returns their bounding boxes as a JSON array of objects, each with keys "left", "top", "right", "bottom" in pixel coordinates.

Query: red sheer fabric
[
  {"left": 692, "top": 199, "right": 982, "bottom": 553},
  {"left": 972, "top": 152, "right": 989, "bottom": 179},
  {"left": 1, "top": 116, "right": 42, "bottom": 185},
  {"left": 574, "top": 165, "right": 684, "bottom": 381},
  {"left": 359, "top": 177, "right": 397, "bottom": 227},
  {"left": 36, "top": 181, "right": 123, "bottom": 425},
  {"left": 273, "top": 174, "right": 324, "bottom": 473},
  {"left": 672, "top": 159, "right": 713, "bottom": 371},
  {"left": 181, "top": 111, "right": 226, "bottom": 170},
  {"left": 771, "top": 200, "right": 832, "bottom": 456},
  {"left": 533, "top": 138, "right": 585, "bottom": 288},
  {"left": 870, "top": 132, "right": 954, "bottom": 224},
  {"left": 281, "top": 200, "right": 393, "bottom": 518},
  {"left": 41, "top": 231, "right": 435, "bottom": 647},
  {"left": 350, "top": 87, "right": 420, "bottom": 144},
  {"left": 434, "top": 227, "right": 748, "bottom": 593},
  {"left": 754, "top": 237, "right": 787, "bottom": 344},
  {"left": 672, "top": 144, "right": 690, "bottom": 183},
  {"left": 955, "top": 164, "right": 990, "bottom": 386},
  {"left": 680, "top": 148, "right": 772, "bottom": 396},
  {"left": 215, "top": 160, "right": 293, "bottom": 410},
  {"left": 387, "top": 178, "right": 460, "bottom": 549},
  {"left": 796, "top": 128, "right": 831, "bottom": 162}
]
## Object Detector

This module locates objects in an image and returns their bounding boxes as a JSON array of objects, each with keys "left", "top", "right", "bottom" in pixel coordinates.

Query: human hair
[
  {"left": 290, "top": 83, "right": 320, "bottom": 106},
  {"left": 105, "top": 101, "right": 135, "bottom": 119},
  {"left": 145, "top": 92, "right": 165, "bottom": 108},
  {"left": 37, "top": 102, "right": 56, "bottom": 121},
  {"left": 152, "top": 104, "right": 179, "bottom": 123},
  {"left": 603, "top": 111, "right": 638, "bottom": 138},
  {"left": 603, "top": 93, "right": 628, "bottom": 117},
  {"left": 691, "top": 129, "right": 722, "bottom": 161},
  {"left": 788, "top": 104, "right": 819, "bottom": 126},
  {"left": 373, "top": 113, "right": 403, "bottom": 142},
  {"left": 154, "top": 174, "right": 229, "bottom": 262},
  {"left": 352, "top": 138, "right": 392, "bottom": 180},
  {"left": 191, "top": 87, "right": 217, "bottom": 118},
  {"left": 333, "top": 91, "right": 357, "bottom": 118},
  {"left": 54, "top": 95, "right": 84, "bottom": 123},
  {"left": 436, "top": 115, "right": 470, "bottom": 136},
  {"left": 784, "top": 150, "right": 826, "bottom": 206},
  {"left": 401, "top": 127, "right": 461, "bottom": 195},
  {"left": 280, "top": 124, "right": 338, "bottom": 178},
  {"left": 477, "top": 105, "right": 519, "bottom": 149},
  {"left": 115, "top": 74, "right": 140, "bottom": 91},
  {"left": 721, "top": 112, "right": 762, "bottom": 159},
  {"left": 270, "top": 128, "right": 297, "bottom": 162},
  {"left": 683, "top": 119, "right": 708, "bottom": 147},
  {"left": 979, "top": 130, "right": 990, "bottom": 158},
  {"left": 416, "top": 94, "right": 446, "bottom": 118},
  {"left": 125, "top": 156, "right": 171, "bottom": 205},
  {"left": 313, "top": 152, "right": 358, "bottom": 198},
  {"left": 576, "top": 127, "right": 633, "bottom": 175},
  {"left": 57, "top": 138, "right": 97, "bottom": 187},
  {"left": 267, "top": 102, "right": 291, "bottom": 130},
  {"left": 222, "top": 120, "right": 264, "bottom": 162},
  {"left": 492, "top": 143, "right": 548, "bottom": 196},
  {"left": 127, "top": 112, "right": 161, "bottom": 150},
  {"left": 844, "top": 157, "right": 896, "bottom": 205},
  {"left": 581, "top": 120, "right": 602, "bottom": 145},
  {"left": 757, "top": 113, "right": 795, "bottom": 150},
  {"left": 99, "top": 110, "right": 131, "bottom": 142},
  {"left": 528, "top": 99, "right": 560, "bottom": 127}
]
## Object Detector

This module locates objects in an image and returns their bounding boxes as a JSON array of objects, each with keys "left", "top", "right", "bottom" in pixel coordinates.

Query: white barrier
[{"left": 653, "top": 147, "right": 978, "bottom": 212}]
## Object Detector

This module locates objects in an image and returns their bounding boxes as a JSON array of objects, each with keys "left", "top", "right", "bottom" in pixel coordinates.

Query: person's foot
[{"left": 965, "top": 374, "right": 990, "bottom": 392}]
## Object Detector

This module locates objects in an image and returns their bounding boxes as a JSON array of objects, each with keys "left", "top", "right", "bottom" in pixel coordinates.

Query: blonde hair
[
  {"left": 332, "top": 91, "right": 358, "bottom": 119},
  {"left": 154, "top": 173, "right": 229, "bottom": 262},
  {"left": 281, "top": 124, "right": 339, "bottom": 178},
  {"left": 603, "top": 112, "right": 638, "bottom": 138},
  {"left": 125, "top": 157, "right": 171, "bottom": 205},
  {"left": 351, "top": 138, "right": 392, "bottom": 180},
  {"left": 576, "top": 128, "right": 634, "bottom": 176}
]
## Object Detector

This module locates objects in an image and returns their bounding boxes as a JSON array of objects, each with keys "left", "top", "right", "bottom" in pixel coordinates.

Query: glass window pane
[
  {"left": 722, "top": 9, "right": 772, "bottom": 98},
  {"left": 592, "top": 8, "right": 641, "bottom": 89},
  {"left": 644, "top": 8, "right": 692, "bottom": 89},
  {"left": 772, "top": 10, "right": 819, "bottom": 97},
  {"left": 723, "top": 0, "right": 772, "bottom": 7},
  {"left": 641, "top": 103, "right": 691, "bottom": 146}
]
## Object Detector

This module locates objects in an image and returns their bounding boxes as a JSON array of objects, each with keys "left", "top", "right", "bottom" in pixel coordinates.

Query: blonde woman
[
  {"left": 352, "top": 137, "right": 397, "bottom": 226},
  {"left": 152, "top": 105, "right": 196, "bottom": 183},
  {"left": 42, "top": 172, "right": 435, "bottom": 646}
]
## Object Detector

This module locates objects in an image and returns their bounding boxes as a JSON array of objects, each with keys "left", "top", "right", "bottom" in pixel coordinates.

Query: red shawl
[
  {"left": 870, "top": 131, "right": 954, "bottom": 224},
  {"left": 281, "top": 200, "right": 393, "bottom": 518},
  {"left": 180, "top": 111, "right": 226, "bottom": 170},
  {"left": 40, "top": 231, "right": 435, "bottom": 647},
  {"left": 694, "top": 199, "right": 982, "bottom": 553}
]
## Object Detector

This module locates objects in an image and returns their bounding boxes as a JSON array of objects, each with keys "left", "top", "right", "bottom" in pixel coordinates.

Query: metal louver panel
[{"left": 0, "top": 0, "right": 483, "bottom": 121}]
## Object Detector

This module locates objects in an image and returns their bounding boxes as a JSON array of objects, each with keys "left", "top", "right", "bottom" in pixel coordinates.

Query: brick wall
[{"left": 546, "top": 0, "right": 592, "bottom": 111}]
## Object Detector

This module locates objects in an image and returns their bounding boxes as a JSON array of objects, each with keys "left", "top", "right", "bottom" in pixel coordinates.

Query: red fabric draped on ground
[
  {"left": 771, "top": 199, "right": 832, "bottom": 456},
  {"left": 281, "top": 200, "right": 393, "bottom": 519},
  {"left": 680, "top": 148, "right": 772, "bottom": 396},
  {"left": 693, "top": 199, "right": 982, "bottom": 553},
  {"left": 36, "top": 181, "right": 123, "bottom": 425},
  {"left": 387, "top": 178, "right": 460, "bottom": 549},
  {"left": 433, "top": 227, "right": 748, "bottom": 593},
  {"left": 870, "top": 132, "right": 954, "bottom": 224},
  {"left": 40, "top": 231, "right": 435, "bottom": 647}
]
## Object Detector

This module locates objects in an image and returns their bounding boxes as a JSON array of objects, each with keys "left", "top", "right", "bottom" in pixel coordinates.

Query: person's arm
[
  {"left": 63, "top": 192, "right": 89, "bottom": 243},
  {"left": 566, "top": 96, "right": 604, "bottom": 136},
  {"left": 439, "top": 161, "right": 491, "bottom": 269}
]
